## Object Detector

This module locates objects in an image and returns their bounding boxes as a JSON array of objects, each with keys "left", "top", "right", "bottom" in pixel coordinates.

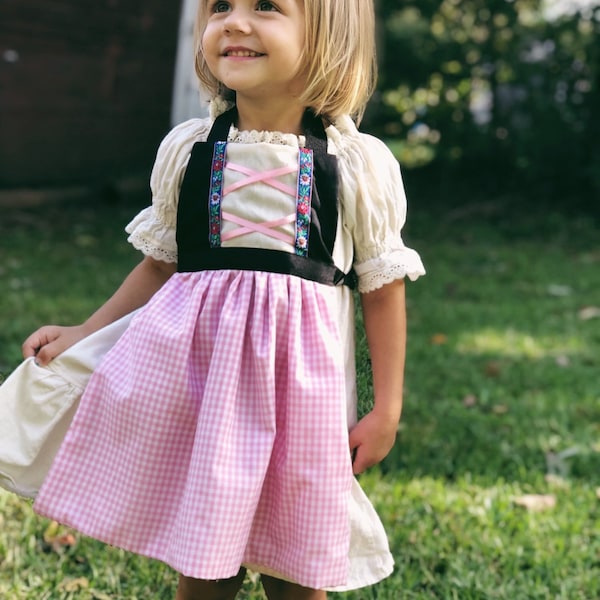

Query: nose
[{"left": 223, "top": 7, "right": 252, "bottom": 34}]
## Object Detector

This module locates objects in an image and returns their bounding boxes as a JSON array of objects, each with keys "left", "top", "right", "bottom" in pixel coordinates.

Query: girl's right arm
[{"left": 22, "top": 255, "right": 177, "bottom": 366}]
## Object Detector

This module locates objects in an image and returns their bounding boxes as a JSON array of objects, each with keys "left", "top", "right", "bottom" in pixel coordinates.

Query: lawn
[{"left": 0, "top": 195, "right": 599, "bottom": 599}]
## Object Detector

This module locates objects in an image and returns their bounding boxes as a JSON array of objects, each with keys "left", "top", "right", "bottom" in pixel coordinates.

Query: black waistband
[{"left": 178, "top": 247, "right": 356, "bottom": 288}]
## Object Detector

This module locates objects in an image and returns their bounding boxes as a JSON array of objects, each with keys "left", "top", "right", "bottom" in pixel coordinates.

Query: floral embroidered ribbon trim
[{"left": 208, "top": 142, "right": 313, "bottom": 257}]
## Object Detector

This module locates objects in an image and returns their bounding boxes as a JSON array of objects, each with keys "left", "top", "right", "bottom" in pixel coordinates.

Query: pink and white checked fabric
[{"left": 34, "top": 270, "right": 354, "bottom": 589}]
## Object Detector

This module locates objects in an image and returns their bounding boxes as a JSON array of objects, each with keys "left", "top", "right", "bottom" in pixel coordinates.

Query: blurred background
[
  {"left": 369, "top": 0, "right": 599, "bottom": 217},
  {"left": 0, "top": 0, "right": 202, "bottom": 202},
  {"left": 1, "top": 0, "right": 598, "bottom": 216}
]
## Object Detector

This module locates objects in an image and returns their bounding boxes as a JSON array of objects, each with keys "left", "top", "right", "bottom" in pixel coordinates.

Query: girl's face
[{"left": 201, "top": 0, "right": 306, "bottom": 105}]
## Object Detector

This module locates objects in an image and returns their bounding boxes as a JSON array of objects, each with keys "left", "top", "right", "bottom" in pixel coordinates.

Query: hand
[
  {"left": 22, "top": 324, "right": 89, "bottom": 366},
  {"left": 348, "top": 408, "right": 399, "bottom": 475}
]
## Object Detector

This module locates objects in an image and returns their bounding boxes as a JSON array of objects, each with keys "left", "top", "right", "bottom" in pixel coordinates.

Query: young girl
[{"left": 22, "top": 0, "right": 425, "bottom": 598}]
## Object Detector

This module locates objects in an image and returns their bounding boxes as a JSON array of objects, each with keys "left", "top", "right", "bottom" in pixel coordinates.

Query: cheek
[
  {"left": 200, "top": 30, "right": 209, "bottom": 53},
  {"left": 200, "top": 34, "right": 219, "bottom": 73},
  {"left": 201, "top": 26, "right": 217, "bottom": 56}
]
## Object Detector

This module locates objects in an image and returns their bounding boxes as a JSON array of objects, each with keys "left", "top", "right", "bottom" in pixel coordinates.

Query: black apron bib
[{"left": 176, "top": 108, "right": 355, "bottom": 288}]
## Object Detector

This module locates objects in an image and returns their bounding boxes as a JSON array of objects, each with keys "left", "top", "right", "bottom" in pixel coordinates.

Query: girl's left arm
[{"left": 349, "top": 279, "right": 407, "bottom": 475}]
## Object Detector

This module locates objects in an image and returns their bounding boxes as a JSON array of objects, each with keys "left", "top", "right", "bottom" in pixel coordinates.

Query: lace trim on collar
[{"left": 227, "top": 126, "right": 306, "bottom": 148}]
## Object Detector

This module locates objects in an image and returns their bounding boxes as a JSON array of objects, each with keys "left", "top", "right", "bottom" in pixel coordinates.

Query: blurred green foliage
[{"left": 369, "top": 0, "right": 599, "bottom": 211}]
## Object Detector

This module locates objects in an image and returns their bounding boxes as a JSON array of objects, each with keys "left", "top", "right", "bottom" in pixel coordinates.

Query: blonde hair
[{"left": 194, "top": 0, "right": 377, "bottom": 123}]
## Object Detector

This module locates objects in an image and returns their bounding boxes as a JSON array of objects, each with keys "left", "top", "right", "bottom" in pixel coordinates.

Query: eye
[
  {"left": 256, "top": 1, "right": 278, "bottom": 11},
  {"left": 210, "top": 0, "right": 230, "bottom": 13}
]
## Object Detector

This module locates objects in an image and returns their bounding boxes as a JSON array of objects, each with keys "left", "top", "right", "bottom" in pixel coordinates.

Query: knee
[
  {"left": 261, "top": 575, "right": 327, "bottom": 600},
  {"left": 176, "top": 568, "right": 246, "bottom": 600}
]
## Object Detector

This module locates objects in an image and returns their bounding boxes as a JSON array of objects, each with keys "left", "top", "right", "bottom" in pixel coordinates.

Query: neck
[{"left": 234, "top": 97, "right": 306, "bottom": 135}]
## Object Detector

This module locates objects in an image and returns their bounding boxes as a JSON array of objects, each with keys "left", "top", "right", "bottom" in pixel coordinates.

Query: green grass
[{"left": 1, "top": 198, "right": 599, "bottom": 599}]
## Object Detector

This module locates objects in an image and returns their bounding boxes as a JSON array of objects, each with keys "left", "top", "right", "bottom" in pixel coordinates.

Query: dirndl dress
[{"left": 34, "top": 108, "right": 425, "bottom": 591}]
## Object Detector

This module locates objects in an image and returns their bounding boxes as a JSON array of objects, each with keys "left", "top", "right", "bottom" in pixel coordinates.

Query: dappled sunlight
[
  {"left": 454, "top": 327, "right": 588, "bottom": 359},
  {"left": 357, "top": 470, "right": 599, "bottom": 587}
]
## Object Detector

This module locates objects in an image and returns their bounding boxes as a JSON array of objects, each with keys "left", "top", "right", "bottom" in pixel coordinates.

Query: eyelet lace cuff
[
  {"left": 125, "top": 207, "right": 178, "bottom": 263},
  {"left": 354, "top": 248, "right": 426, "bottom": 293}
]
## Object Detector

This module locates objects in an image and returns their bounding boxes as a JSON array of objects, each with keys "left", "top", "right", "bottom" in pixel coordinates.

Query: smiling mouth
[{"left": 224, "top": 50, "right": 265, "bottom": 57}]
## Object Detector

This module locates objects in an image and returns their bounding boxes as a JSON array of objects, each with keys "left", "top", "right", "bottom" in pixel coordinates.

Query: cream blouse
[{"left": 126, "top": 113, "right": 425, "bottom": 293}]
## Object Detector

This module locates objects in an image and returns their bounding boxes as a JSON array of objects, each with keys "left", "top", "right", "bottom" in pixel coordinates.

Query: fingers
[
  {"left": 350, "top": 445, "right": 370, "bottom": 475},
  {"left": 349, "top": 436, "right": 380, "bottom": 475},
  {"left": 32, "top": 339, "right": 64, "bottom": 366},
  {"left": 22, "top": 326, "right": 60, "bottom": 361},
  {"left": 350, "top": 439, "right": 389, "bottom": 475},
  {"left": 349, "top": 428, "right": 372, "bottom": 475},
  {"left": 348, "top": 415, "right": 398, "bottom": 475},
  {"left": 21, "top": 325, "right": 80, "bottom": 366}
]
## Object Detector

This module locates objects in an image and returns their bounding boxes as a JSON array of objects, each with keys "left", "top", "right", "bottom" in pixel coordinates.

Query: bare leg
[
  {"left": 175, "top": 568, "right": 246, "bottom": 600},
  {"left": 261, "top": 575, "right": 327, "bottom": 600}
]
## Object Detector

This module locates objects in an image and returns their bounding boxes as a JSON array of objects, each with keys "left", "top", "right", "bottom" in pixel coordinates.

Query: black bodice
[{"left": 176, "top": 108, "right": 355, "bottom": 288}]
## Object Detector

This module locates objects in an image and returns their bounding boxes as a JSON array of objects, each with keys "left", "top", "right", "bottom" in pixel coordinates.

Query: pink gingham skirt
[{"left": 34, "top": 270, "right": 354, "bottom": 589}]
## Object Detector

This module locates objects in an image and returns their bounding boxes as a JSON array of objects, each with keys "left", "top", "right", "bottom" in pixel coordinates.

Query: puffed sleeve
[
  {"left": 331, "top": 115, "right": 426, "bottom": 293},
  {"left": 125, "top": 117, "right": 213, "bottom": 262}
]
